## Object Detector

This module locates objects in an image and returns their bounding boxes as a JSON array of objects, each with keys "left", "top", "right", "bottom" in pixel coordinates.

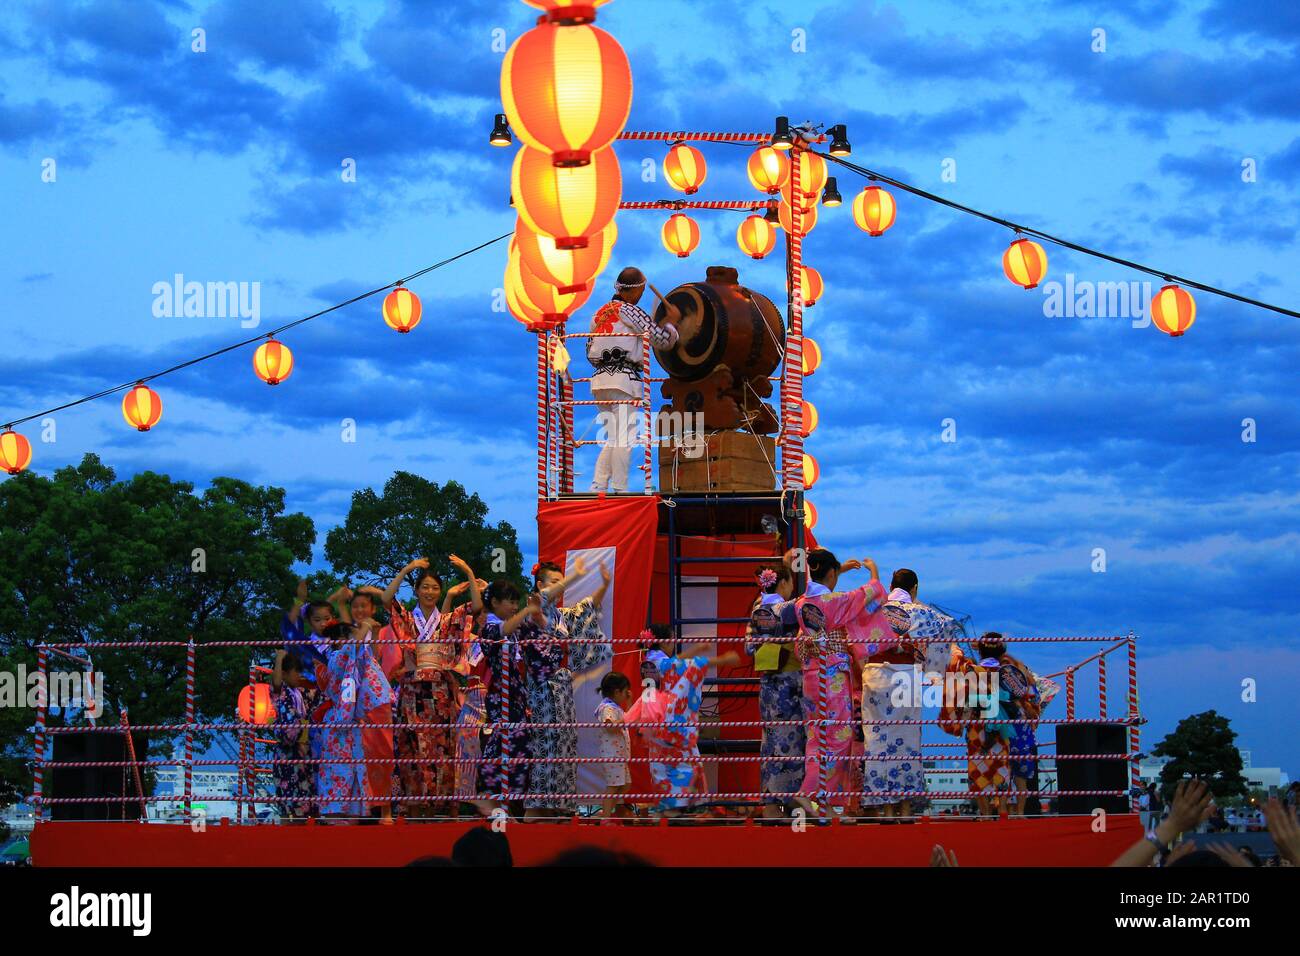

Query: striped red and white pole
[
  {"left": 781, "top": 148, "right": 806, "bottom": 491},
  {"left": 537, "top": 330, "right": 549, "bottom": 500},
  {"left": 1127, "top": 632, "right": 1140, "bottom": 812},
  {"left": 560, "top": 323, "right": 575, "bottom": 494},
  {"left": 642, "top": 330, "right": 653, "bottom": 494},
  {"left": 1065, "top": 667, "right": 1075, "bottom": 722},
  {"left": 815, "top": 645, "right": 828, "bottom": 816},
  {"left": 33, "top": 645, "right": 47, "bottom": 821},
  {"left": 184, "top": 637, "right": 195, "bottom": 824},
  {"left": 1097, "top": 652, "right": 1107, "bottom": 720},
  {"left": 616, "top": 130, "right": 769, "bottom": 144}
]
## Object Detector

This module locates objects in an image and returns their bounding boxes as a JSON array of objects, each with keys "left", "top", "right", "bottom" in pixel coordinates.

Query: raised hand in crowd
[
  {"left": 929, "top": 845, "right": 959, "bottom": 867},
  {"left": 1264, "top": 797, "right": 1300, "bottom": 866},
  {"left": 1111, "top": 779, "right": 1215, "bottom": 867}
]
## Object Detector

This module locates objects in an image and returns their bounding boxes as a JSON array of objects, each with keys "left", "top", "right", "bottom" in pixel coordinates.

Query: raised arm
[
  {"left": 376, "top": 557, "right": 429, "bottom": 608},
  {"left": 285, "top": 579, "right": 309, "bottom": 624},
  {"left": 588, "top": 563, "right": 612, "bottom": 609},
  {"left": 501, "top": 593, "right": 545, "bottom": 635},
  {"left": 449, "top": 554, "right": 484, "bottom": 613},
  {"left": 541, "top": 556, "right": 589, "bottom": 602},
  {"left": 1111, "top": 779, "right": 1214, "bottom": 867}
]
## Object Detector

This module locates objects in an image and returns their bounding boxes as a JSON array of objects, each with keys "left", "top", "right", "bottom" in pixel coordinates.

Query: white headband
[{"left": 615, "top": 278, "right": 645, "bottom": 290}]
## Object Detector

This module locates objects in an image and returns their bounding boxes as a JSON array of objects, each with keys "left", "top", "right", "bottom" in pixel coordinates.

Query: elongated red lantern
[
  {"left": 501, "top": 21, "right": 632, "bottom": 167},
  {"left": 663, "top": 143, "right": 707, "bottom": 195},
  {"left": 661, "top": 213, "right": 700, "bottom": 258},
  {"left": 512, "top": 144, "right": 622, "bottom": 249}
]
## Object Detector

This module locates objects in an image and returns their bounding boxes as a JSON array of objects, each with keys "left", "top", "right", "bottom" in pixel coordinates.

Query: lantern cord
[
  {"left": 2, "top": 232, "right": 513, "bottom": 430},
  {"left": 819, "top": 152, "right": 1300, "bottom": 321}
]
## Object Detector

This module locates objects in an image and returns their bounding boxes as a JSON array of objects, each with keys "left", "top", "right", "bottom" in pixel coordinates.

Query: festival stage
[{"left": 30, "top": 814, "right": 1142, "bottom": 867}]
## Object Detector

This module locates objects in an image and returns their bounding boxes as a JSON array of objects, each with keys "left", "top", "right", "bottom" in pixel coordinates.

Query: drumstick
[{"left": 648, "top": 283, "right": 679, "bottom": 318}]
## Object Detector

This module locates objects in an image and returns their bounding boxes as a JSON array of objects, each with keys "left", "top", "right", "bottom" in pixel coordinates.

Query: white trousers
[{"left": 591, "top": 387, "right": 638, "bottom": 492}]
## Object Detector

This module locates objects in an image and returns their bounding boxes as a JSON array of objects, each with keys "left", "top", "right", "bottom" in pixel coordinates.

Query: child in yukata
[
  {"left": 522, "top": 559, "right": 613, "bottom": 819},
  {"left": 270, "top": 654, "right": 318, "bottom": 820},
  {"left": 477, "top": 580, "right": 546, "bottom": 818},
  {"left": 746, "top": 564, "right": 806, "bottom": 819},
  {"left": 625, "top": 623, "right": 741, "bottom": 815},
  {"left": 313, "top": 617, "right": 393, "bottom": 821},
  {"left": 595, "top": 670, "right": 634, "bottom": 818}
]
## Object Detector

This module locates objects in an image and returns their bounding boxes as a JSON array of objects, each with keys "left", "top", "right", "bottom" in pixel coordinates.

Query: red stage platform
[{"left": 31, "top": 814, "right": 1141, "bottom": 867}]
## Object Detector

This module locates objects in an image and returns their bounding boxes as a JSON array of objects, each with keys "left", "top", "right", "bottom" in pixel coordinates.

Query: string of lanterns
[{"left": 497, "top": 1, "right": 632, "bottom": 332}]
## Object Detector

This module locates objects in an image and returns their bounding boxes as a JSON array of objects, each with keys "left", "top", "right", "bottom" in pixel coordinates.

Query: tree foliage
[
  {"left": 324, "top": 472, "right": 526, "bottom": 598},
  {"left": 1152, "top": 709, "right": 1249, "bottom": 803},
  {"left": 0, "top": 454, "right": 314, "bottom": 803}
]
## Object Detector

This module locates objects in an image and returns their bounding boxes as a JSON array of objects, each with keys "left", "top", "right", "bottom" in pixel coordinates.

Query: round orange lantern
[
  {"left": 512, "top": 243, "right": 593, "bottom": 328},
  {"left": 1002, "top": 238, "right": 1048, "bottom": 290},
  {"left": 777, "top": 199, "right": 818, "bottom": 236},
  {"left": 802, "top": 337, "right": 822, "bottom": 376},
  {"left": 382, "top": 286, "right": 423, "bottom": 333},
  {"left": 779, "top": 176, "right": 819, "bottom": 213},
  {"left": 853, "top": 185, "right": 896, "bottom": 236},
  {"left": 793, "top": 151, "right": 828, "bottom": 197},
  {"left": 786, "top": 266, "right": 824, "bottom": 306},
  {"left": 1150, "top": 284, "right": 1197, "bottom": 337},
  {"left": 803, "top": 499, "right": 818, "bottom": 530},
  {"left": 515, "top": 218, "right": 616, "bottom": 294},
  {"left": 661, "top": 213, "right": 700, "bottom": 258},
  {"left": 521, "top": 0, "right": 612, "bottom": 23},
  {"left": 237, "top": 683, "right": 276, "bottom": 725},
  {"left": 506, "top": 271, "right": 547, "bottom": 331},
  {"left": 0, "top": 430, "right": 32, "bottom": 475},
  {"left": 500, "top": 21, "right": 632, "bottom": 167},
  {"left": 747, "top": 145, "right": 790, "bottom": 194},
  {"left": 801, "top": 453, "right": 820, "bottom": 489},
  {"left": 800, "top": 399, "right": 819, "bottom": 437},
  {"left": 663, "top": 143, "right": 707, "bottom": 195},
  {"left": 512, "top": 144, "right": 621, "bottom": 249},
  {"left": 736, "top": 214, "right": 777, "bottom": 259},
  {"left": 252, "top": 338, "right": 294, "bottom": 385},
  {"left": 122, "top": 384, "right": 162, "bottom": 432}
]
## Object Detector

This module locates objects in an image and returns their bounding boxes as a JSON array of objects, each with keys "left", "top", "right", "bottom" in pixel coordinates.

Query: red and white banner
[{"left": 538, "top": 496, "right": 660, "bottom": 797}]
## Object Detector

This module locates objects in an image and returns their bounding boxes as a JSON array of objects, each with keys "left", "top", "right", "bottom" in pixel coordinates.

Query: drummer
[{"left": 586, "top": 267, "right": 681, "bottom": 493}]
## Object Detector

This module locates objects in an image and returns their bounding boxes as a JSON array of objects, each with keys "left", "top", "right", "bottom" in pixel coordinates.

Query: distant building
[{"left": 1138, "top": 749, "right": 1290, "bottom": 796}]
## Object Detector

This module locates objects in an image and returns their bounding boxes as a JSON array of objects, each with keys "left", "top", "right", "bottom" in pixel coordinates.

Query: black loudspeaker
[
  {"left": 1054, "top": 724, "right": 1130, "bottom": 815},
  {"left": 49, "top": 731, "right": 142, "bottom": 821}
]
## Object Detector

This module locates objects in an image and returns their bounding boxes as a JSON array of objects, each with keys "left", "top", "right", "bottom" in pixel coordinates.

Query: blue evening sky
[{"left": 1, "top": 0, "right": 1297, "bottom": 776}]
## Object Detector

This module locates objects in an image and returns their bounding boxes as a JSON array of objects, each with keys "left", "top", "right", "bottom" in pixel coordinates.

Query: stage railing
[{"left": 29, "top": 630, "right": 1142, "bottom": 821}]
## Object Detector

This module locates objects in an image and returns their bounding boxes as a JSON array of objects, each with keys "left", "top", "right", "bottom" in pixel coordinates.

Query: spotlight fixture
[
  {"left": 821, "top": 176, "right": 842, "bottom": 207},
  {"left": 828, "top": 124, "right": 851, "bottom": 157},
  {"left": 770, "top": 115, "right": 794, "bottom": 151},
  {"left": 489, "top": 112, "right": 512, "bottom": 147}
]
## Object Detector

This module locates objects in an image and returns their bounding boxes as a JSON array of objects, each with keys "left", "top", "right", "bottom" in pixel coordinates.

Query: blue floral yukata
[{"left": 746, "top": 593, "right": 806, "bottom": 805}]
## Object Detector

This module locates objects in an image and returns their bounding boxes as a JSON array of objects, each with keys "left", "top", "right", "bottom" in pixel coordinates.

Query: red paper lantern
[
  {"left": 501, "top": 21, "right": 632, "bottom": 167},
  {"left": 0, "top": 430, "right": 32, "bottom": 475},
  {"left": 1002, "top": 238, "right": 1048, "bottom": 290},
  {"left": 802, "top": 337, "right": 822, "bottom": 376},
  {"left": 777, "top": 199, "right": 818, "bottom": 236},
  {"left": 747, "top": 146, "right": 790, "bottom": 194},
  {"left": 853, "top": 185, "right": 896, "bottom": 236},
  {"left": 802, "top": 453, "right": 820, "bottom": 489},
  {"left": 237, "top": 683, "right": 276, "bottom": 725},
  {"left": 787, "top": 266, "right": 824, "bottom": 306},
  {"left": 800, "top": 399, "right": 819, "bottom": 437},
  {"left": 252, "top": 338, "right": 294, "bottom": 385},
  {"left": 736, "top": 214, "right": 777, "bottom": 259},
  {"left": 804, "top": 499, "right": 818, "bottom": 530},
  {"left": 663, "top": 143, "right": 707, "bottom": 195},
  {"left": 122, "top": 385, "right": 162, "bottom": 432},
  {"left": 382, "top": 286, "right": 423, "bottom": 333},
  {"left": 1150, "top": 284, "right": 1197, "bottom": 337},
  {"left": 661, "top": 213, "right": 700, "bottom": 258},
  {"left": 512, "top": 144, "right": 622, "bottom": 249},
  {"left": 515, "top": 217, "right": 617, "bottom": 293}
]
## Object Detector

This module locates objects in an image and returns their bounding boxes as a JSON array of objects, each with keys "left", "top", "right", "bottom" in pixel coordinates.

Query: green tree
[
  {"left": 324, "top": 472, "right": 526, "bottom": 601},
  {"left": 1152, "top": 710, "right": 1249, "bottom": 804},
  {"left": 0, "top": 454, "right": 314, "bottom": 804}
]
